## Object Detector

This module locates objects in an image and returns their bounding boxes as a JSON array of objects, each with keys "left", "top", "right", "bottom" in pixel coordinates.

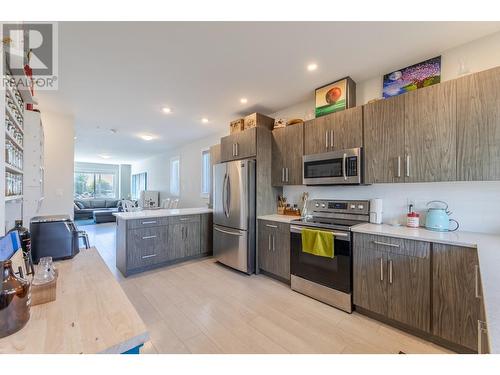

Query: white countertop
[
  {"left": 352, "top": 223, "right": 500, "bottom": 354},
  {"left": 113, "top": 207, "right": 212, "bottom": 220},
  {"left": 257, "top": 214, "right": 301, "bottom": 223}
]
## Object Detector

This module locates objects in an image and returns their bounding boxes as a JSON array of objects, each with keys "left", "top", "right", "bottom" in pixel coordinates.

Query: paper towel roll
[{"left": 369, "top": 198, "right": 383, "bottom": 224}]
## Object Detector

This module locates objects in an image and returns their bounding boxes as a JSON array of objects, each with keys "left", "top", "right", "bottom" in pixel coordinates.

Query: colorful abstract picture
[
  {"left": 383, "top": 56, "right": 441, "bottom": 98},
  {"left": 315, "top": 78, "right": 349, "bottom": 117}
]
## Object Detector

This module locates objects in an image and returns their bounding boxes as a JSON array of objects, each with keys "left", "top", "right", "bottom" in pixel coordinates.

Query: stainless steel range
[{"left": 290, "top": 199, "right": 370, "bottom": 313}]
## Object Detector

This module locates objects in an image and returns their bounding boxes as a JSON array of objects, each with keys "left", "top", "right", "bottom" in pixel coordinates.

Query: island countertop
[
  {"left": 0, "top": 248, "right": 149, "bottom": 354},
  {"left": 113, "top": 207, "right": 213, "bottom": 220},
  {"left": 352, "top": 223, "right": 500, "bottom": 354}
]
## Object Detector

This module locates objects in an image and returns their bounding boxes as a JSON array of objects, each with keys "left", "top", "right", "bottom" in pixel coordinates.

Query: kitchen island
[
  {"left": 113, "top": 208, "right": 213, "bottom": 276},
  {"left": 0, "top": 248, "right": 148, "bottom": 354}
]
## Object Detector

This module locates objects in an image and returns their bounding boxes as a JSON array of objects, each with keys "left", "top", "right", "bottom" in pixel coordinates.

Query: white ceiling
[{"left": 37, "top": 22, "right": 500, "bottom": 164}]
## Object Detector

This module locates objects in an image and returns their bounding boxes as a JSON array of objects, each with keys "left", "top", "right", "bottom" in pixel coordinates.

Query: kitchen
[{"left": 2, "top": 16, "right": 500, "bottom": 374}]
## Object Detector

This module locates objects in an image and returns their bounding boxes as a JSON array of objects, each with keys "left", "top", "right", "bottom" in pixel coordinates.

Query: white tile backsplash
[{"left": 283, "top": 181, "right": 500, "bottom": 234}]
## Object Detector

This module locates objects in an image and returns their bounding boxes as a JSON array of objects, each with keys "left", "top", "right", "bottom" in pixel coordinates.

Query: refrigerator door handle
[
  {"left": 222, "top": 173, "right": 228, "bottom": 218},
  {"left": 226, "top": 173, "right": 231, "bottom": 218},
  {"left": 214, "top": 227, "right": 243, "bottom": 236}
]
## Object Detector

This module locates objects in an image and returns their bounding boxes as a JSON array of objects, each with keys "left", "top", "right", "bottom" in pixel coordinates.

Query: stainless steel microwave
[{"left": 303, "top": 148, "right": 363, "bottom": 185}]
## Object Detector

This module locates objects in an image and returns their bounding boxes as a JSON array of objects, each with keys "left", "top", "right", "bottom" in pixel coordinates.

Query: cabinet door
[
  {"left": 404, "top": 80, "right": 457, "bottom": 182},
  {"left": 257, "top": 221, "right": 273, "bottom": 273},
  {"left": 271, "top": 128, "right": 286, "bottom": 186},
  {"left": 273, "top": 227, "right": 291, "bottom": 281},
  {"left": 353, "top": 233, "right": 388, "bottom": 316},
  {"left": 387, "top": 251, "right": 431, "bottom": 332},
  {"left": 433, "top": 244, "right": 481, "bottom": 351},
  {"left": 184, "top": 221, "right": 201, "bottom": 257},
  {"left": 456, "top": 66, "right": 500, "bottom": 181},
  {"left": 234, "top": 127, "right": 256, "bottom": 159},
  {"left": 284, "top": 123, "right": 304, "bottom": 185},
  {"left": 168, "top": 223, "right": 185, "bottom": 260},
  {"left": 220, "top": 133, "right": 236, "bottom": 162},
  {"left": 364, "top": 95, "right": 405, "bottom": 183},
  {"left": 200, "top": 213, "right": 213, "bottom": 255},
  {"left": 303, "top": 116, "right": 329, "bottom": 155},
  {"left": 330, "top": 106, "right": 363, "bottom": 150}
]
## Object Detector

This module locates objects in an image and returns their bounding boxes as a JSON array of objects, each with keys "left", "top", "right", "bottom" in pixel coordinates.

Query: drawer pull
[
  {"left": 142, "top": 254, "right": 157, "bottom": 259},
  {"left": 475, "top": 265, "right": 481, "bottom": 299},
  {"left": 142, "top": 235, "right": 157, "bottom": 240},
  {"left": 180, "top": 218, "right": 190, "bottom": 221},
  {"left": 373, "top": 240, "right": 400, "bottom": 248},
  {"left": 142, "top": 220, "right": 157, "bottom": 225},
  {"left": 389, "top": 259, "right": 393, "bottom": 284},
  {"left": 265, "top": 224, "right": 278, "bottom": 228},
  {"left": 379, "top": 258, "right": 384, "bottom": 281}
]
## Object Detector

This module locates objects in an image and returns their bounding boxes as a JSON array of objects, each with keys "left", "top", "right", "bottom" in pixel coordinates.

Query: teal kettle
[{"left": 425, "top": 200, "right": 459, "bottom": 232}]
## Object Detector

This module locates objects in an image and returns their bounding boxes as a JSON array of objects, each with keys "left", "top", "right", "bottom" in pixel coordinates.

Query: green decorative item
[{"left": 315, "top": 76, "right": 356, "bottom": 118}]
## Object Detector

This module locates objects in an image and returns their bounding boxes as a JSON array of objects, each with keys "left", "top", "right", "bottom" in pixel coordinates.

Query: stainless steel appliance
[
  {"left": 303, "top": 147, "right": 363, "bottom": 185},
  {"left": 213, "top": 159, "right": 256, "bottom": 274},
  {"left": 30, "top": 215, "right": 80, "bottom": 263},
  {"left": 290, "top": 199, "right": 370, "bottom": 313}
]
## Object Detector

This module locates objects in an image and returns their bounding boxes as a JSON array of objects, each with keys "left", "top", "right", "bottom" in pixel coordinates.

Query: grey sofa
[{"left": 74, "top": 199, "right": 120, "bottom": 222}]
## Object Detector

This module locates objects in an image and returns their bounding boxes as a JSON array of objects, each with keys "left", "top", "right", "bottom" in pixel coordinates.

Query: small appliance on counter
[
  {"left": 425, "top": 200, "right": 459, "bottom": 232},
  {"left": 30, "top": 215, "right": 80, "bottom": 263},
  {"left": 369, "top": 198, "right": 383, "bottom": 224},
  {"left": 0, "top": 259, "right": 31, "bottom": 338}
]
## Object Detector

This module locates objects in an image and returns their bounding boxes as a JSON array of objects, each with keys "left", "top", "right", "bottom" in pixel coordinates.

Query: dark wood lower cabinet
[
  {"left": 353, "top": 233, "right": 485, "bottom": 353},
  {"left": 257, "top": 220, "right": 290, "bottom": 282}
]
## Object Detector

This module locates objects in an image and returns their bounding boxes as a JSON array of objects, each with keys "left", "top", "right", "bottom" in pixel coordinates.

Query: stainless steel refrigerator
[{"left": 213, "top": 159, "right": 256, "bottom": 274}]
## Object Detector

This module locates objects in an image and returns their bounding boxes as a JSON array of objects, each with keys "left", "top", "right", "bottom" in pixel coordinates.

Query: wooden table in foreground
[{"left": 0, "top": 248, "right": 149, "bottom": 354}]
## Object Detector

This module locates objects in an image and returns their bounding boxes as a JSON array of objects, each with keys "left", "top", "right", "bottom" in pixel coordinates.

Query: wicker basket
[
  {"left": 243, "top": 113, "right": 274, "bottom": 131},
  {"left": 230, "top": 119, "right": 244, "bottom": 134}
]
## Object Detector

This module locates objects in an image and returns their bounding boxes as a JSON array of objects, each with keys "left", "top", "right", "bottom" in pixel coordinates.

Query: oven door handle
[{"left": 290, "top": 225, "right": 350, "bottom": 238}]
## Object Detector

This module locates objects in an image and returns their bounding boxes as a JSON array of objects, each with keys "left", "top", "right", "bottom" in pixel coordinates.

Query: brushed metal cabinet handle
[
  {"left": 285, "top": 168, "right": 289, "bottom": 182},
  {"left": 373, "top": 240, "right": 400, "bottom": 248},
  {"left": 265, "top": 224, "right": 278, "bottom": 228},
  {"left": 475, "top": 265, "right": 481, "bottom": 299},
  {"left": 142, "top": 235, "right": 157, "bottom": 240},
  {"left": 142, "top": 254, "right": 157, "bottom": 259},
  {"left": 268, "top": 233, "right": 272, "bottom": 251},
  {"left": 232, "top": 143, "right": 235, "bottom": 157},
  {"left": 180, "top": 218, "right": 190, "bottom": 221},
  {"left": 235, "top": 143, "right": 239, "bottom": 156},
  {"left": 397, "top": 156, "right": 401, "bottom": 178},
  {"left": 389, "top": 259, "right": 393, "bottom": 284},
  {"left": 142, "top": 221, "right": 157, "bottom": 225},
  {"left": 380, "top": 257, "right": 384, "bottom": 281},
  {"left": 406, "top": 155, "right": 410, "bottom": 177},
  {"left": 282, "top": 167, "right": 285, "bottom": 183},
  {"left": 272, "top": 234, "right": 275, "bottom": 251},
  {"left": 330, "top": 130, "right": 334, "bottom": 149},
  {"left": 325, "top": 131, "right": 329, "bottom": 149}
]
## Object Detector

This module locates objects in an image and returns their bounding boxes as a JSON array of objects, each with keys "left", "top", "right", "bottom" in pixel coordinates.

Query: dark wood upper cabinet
[
  {"left": 364, "top": 95, "right": 405, "bottom": 184},
  {"left": 220, "top": 127, "right": 257, "bottom": 162},
  {"left": 272, "top": 123, "right": 304, "bottom": 186},
  {"left": 432, "top": 243, "right": 481, "bottom": 351},
  {"left": 404, "top": 80, "right": 457, "bottom": 183},
  {"left": 304, "top": 107, "right": 363, "bottom": 156},
  {"left": 456, "top": 66, "right": 500, "bottom": 181}
]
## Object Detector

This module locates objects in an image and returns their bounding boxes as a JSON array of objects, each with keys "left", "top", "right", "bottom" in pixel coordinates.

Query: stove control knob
[
  {"left": 350, "top": 204, "right": 356, "bottom": 209},
  {"left": 358, "top": 204, "right": 364, "bottom": 210},
  {"left": 315, "top": 203, "right": 320, "bottom": 207},
  {"left": 321, "top": 203, "right": 326, "bottom": 208}
]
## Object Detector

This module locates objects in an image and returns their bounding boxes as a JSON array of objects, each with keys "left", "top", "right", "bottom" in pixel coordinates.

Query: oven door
[
  {"left": 290, "top": 225, "right": 352, "bottom": 293},
  {"left": 303, "top": 148, "right": 361, "bottom": 185}
]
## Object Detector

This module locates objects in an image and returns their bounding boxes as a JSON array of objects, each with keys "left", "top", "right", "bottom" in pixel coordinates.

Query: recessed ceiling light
[
  {"left": 307, "top": 63, "right": 318, "bottom": 71},
  {"left": 201, "top": 118, "right": 209, "bottom": 123},
  {"left": 98, "top": 154, "right": 111, "bottom": 159},
  {"left": 140, "top": 134, "right": 154, "bottom": 141},
  {"left": 74, "top": 136, "right": 77, "bottom": 140},
  {"left": 162, "top": 107, "right": 172, "bottom": 114},
  {"left": 240, "top": 98, "right": 248, "bottom": 104}
]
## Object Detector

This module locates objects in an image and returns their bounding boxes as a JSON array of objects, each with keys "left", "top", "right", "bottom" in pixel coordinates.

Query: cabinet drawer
[
  {"left": 259, "top": 220, "right": 290, "bottom": 233},
  {"left": 169, "top": 214, "right": 201, "bottom": 224},
  {"left": 355, "top": 233, "right": 430, "bottom": 259},
  {"left": 127, "top": 217, "right": 168, "bottom": 229},
  {"left": 127, "top": 227, "right": 168, "bottom": 269}
]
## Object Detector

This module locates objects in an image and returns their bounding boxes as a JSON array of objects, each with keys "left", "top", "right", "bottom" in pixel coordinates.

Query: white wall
[
  {"left": 131, "top": 132, "right": 225, "bottom": 208},
  {"left": 273, "top": 31, "right": 500, "bottom": 234},
  {"left": 119, "top": 164, "right": 132, "bottom": 199},
  {"left": 39, "top": 111, "right": 75, "bottom": 218}
]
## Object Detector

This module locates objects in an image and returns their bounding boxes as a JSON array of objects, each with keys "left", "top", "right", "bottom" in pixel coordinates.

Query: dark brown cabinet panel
[
  {"left": 272, "top": 123, "right": 304, "bottom": 186},
  {"left": 456, "top": 66, "right": 500, "bottom": 181},
  {"left": 353, "top": 233, "right": 388, "bottom": 317},
  {"left": 220, "top": 127, "right": 257, "bottom": 162},
  {"left": 432, "top": 243, "right": 481, "bottom": 351},
  {"left": 363, "top": 95, "right": 405, "bottom": 183},
  {"left": 404, "top": 80, "right": 457, "bottom": 182},
  {"left": 304, "top": 107, "right": 363, "bottom": 155},
  {"left": 387, "top": 251, "right": 430, "bottom": 332},
  {"left": 257, "top": 220, "right": 290, "bottom": 282}
]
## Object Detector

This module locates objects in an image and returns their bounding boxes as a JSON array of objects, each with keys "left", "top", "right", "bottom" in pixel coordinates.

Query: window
[
  {"left": 170, "top": 157, "right": 180, "bottom": 196},
  {"left": 201, "top": 149, "right": 211, "bottom": 197},
  {"left": 131, "top": 172, "right": 147, "bottom": 200},
  {"left": 74, "top": 172, "right": 116, "bottom": 199}
]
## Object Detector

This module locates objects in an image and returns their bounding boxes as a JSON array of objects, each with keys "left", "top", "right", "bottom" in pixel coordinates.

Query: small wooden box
[
  {"left": 243, "top": 113, "right": 275, "bottom": 131},
  {"left": 230, "top": 119, "right": 244, "bottom": 134},
  {"left": 31, "top": 269, "right": 58, "bottom": 306}
]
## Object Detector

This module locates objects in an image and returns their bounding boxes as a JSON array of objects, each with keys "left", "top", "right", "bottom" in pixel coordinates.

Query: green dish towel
[{"left": 301, "top": 228, "right": 335, "bottom": 258}]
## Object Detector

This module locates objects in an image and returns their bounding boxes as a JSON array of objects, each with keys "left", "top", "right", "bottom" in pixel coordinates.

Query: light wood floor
[{"left": 81, "top": 222, "right": 452, "bottom": 354}]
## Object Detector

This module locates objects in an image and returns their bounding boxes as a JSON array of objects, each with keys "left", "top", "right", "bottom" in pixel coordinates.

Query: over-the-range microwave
[{"left": 303, "top": 147, "right": 363, "bottom": 185}]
